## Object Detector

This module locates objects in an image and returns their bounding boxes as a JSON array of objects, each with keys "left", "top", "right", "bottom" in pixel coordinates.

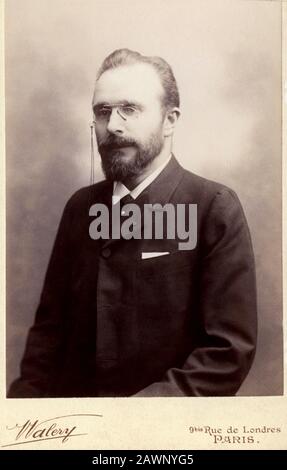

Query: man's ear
[{"left": 163, "top": 107, "right": 181, "bottom": 137}]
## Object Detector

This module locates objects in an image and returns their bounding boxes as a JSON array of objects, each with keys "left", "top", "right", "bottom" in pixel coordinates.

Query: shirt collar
[{"left": 112, "top": 153, "right": 172, "bottom": 205}]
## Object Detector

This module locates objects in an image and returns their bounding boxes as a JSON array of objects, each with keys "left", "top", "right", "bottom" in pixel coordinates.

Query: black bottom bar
[{"left": 0, "top": 450, "right": 286, "bottom": 466}]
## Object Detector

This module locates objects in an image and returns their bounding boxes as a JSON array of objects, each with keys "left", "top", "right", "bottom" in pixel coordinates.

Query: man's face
[{"left": 92, "top": 63, "right": 166, "bottom": 181}]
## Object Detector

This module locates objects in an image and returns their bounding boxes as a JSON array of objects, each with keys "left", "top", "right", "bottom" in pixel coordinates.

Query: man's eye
[
  {"left": 98, "top": 108, "right": 111, "bottom": 117},
  {"left": 95, "top": 108, "right": 111, "bottom": 119},
  {"left": 122, "top": 106, "right": 136, "bottom": 115}
]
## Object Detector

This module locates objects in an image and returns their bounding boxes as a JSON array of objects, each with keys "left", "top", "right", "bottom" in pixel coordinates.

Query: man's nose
[{"left": 106, "top": 108, "right": 124, "bottom": 135}]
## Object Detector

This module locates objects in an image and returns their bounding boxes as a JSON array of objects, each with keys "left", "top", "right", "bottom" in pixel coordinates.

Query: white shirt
[{"left": 112, "top": 153, "right": 172, "bottom": 205}]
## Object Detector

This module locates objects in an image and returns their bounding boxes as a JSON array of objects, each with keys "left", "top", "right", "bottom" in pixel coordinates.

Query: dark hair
[{"left": 97, "top": 48, "right": 180, "bottom": 110}]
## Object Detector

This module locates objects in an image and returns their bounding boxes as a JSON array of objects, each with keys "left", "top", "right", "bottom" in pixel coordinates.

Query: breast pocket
[
  {"left": 138, "top": 250, "right": 192, "bottom": 278},
  {"left": 135, "top": 251, "right": 196, "bottom": 317}
]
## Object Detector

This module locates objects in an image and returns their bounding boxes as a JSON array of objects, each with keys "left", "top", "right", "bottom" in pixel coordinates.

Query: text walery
[{"left": 89, "top": 202, "right": 197, "bottom": 250}]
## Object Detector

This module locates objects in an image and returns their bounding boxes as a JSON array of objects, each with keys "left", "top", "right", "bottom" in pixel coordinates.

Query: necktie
[
  {"left": 108, "top": 193, "right": 135, "bottom": 240},
  {"left": 119, "top": 193, "right": 134, "bottom": 216}
]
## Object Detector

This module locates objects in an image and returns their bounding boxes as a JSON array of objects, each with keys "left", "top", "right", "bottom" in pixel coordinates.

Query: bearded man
[{"left": 8, "top": 49, "right": 257, "bottom": 398}]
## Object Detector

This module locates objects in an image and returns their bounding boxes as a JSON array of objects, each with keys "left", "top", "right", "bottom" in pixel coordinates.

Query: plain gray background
[{"left": 5, "top": 0, "right": 283, "bottom": 395}]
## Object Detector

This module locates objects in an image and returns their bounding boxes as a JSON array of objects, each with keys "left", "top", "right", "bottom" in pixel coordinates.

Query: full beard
[{"left": 98, "top": 132, "right": 164, "bottom": 182}]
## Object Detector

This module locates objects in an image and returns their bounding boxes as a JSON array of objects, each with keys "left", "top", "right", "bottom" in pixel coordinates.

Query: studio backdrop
[{"left": 5, "top": 0, "right": 282, "bottom": 395}]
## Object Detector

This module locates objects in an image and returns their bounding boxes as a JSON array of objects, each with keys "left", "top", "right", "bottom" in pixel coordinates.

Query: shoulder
[
  {"left": 174, "top": 163, "right": 250, "bottom": 236},
  {"left": 176, "top": 167, "right": 253, "bottom": 251},
  {"left": 176, "top": 163, "right": 240, "bottom": 209}
]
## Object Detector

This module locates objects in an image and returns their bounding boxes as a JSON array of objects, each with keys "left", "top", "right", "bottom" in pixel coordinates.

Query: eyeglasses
[{"left": 93, "top": 104, "right": 141, "bottom": 123}]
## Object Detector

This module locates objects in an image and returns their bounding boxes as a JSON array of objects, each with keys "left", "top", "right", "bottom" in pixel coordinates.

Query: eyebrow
[{"left": 93, "top": 100, "right": 144, "bottom": 111}]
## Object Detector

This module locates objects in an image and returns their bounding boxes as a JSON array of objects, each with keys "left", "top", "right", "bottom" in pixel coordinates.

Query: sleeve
[
  {"left": 134, "top": 188, "right": 257, "bottom": 396},
  {"left": 7, "top": 197, "right": 75, "bottom": 398}
]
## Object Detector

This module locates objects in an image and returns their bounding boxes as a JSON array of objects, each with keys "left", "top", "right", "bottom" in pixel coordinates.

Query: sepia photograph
[{"left": 1, "top": 0, "right": 285, "bottom": 451}]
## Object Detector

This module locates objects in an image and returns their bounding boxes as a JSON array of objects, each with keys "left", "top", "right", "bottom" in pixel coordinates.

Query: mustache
[{"left": 98, "top": 136, "right": 137, "bottom": 152}]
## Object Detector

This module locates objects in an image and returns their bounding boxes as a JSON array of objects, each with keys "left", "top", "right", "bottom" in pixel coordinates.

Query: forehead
[{"left": 93, "top": 63, "right": 163, "bottom": 106}]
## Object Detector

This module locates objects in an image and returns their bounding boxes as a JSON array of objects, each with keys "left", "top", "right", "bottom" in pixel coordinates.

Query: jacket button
[{"left": 101, "top": 247, "right": 111, "bottom": 258}]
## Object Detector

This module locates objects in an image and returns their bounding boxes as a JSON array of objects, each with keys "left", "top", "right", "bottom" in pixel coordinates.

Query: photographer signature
[{"left": 2, "top": 413, "right": 103, "bottom": 447}]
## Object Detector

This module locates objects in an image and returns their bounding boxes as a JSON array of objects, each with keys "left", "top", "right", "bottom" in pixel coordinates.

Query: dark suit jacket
[{"left": 8, "top": 156, "right": 257, "bottom": 397}]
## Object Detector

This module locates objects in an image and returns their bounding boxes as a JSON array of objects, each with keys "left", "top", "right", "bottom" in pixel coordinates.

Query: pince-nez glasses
[{"left": 93, "top": 104, "right": 140, "bottom": 123}]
